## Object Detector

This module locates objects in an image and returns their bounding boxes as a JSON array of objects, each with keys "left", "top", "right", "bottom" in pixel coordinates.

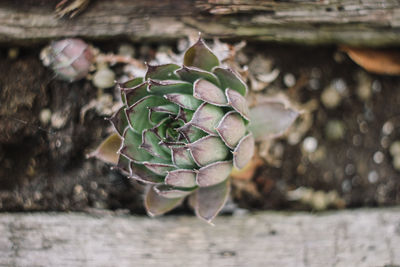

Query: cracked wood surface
[
  {"left": 0, "top": 208, "right": 399, "bottom": 267},
  {"left": 0, "top": 0, "right": 399, "bottom": 46}
]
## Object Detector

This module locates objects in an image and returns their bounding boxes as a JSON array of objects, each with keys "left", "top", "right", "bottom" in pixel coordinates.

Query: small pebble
[
  {"left": 325, "top": 120, "right": 346, "bottom": 140},
  {"left": 321, "top": 87, "right": 341, "bottom": 109},
  {"left": 93, "top": 65, "right": 115, "bottom": 89},
  {"left": 303, "top": 137, "right": 318, "bottom": 153},
  {"left": 368, "top": 171, "right": 379, "bottom": 183},
  {"left": 177, "top": 38, "right": 190, "bottom": 52},
  {"left": 373, "top": 151, "right": 384, "bottom": 164},
  {"left": 356, "top": 71, "right": 372, "bottom": 101},
  {"left": 382, "top": 121, "right": 394, "bottom": 135},
  {"left": 372, "top": 80, "right": 382, "bottom": 93},
  {"left": 311, "top": 190, "right": 328, "bottom": 210},
  {"left": 283, "top": 73, "right": 296, "bottom": 87},
  {"left": 309, "top": 78, "right": 321, "bottom": 90},
  {"left": 39, "top": 109, "right": 52, "bottom": 126},
  {"left": 332, "top": 78, "right": 347, "bottom": 94},
  {"left": 389, "top": 141, "right": 400, "bottom": 156},
  {"left": 51, "top": 111, "right": 68, "bottom": 129}
]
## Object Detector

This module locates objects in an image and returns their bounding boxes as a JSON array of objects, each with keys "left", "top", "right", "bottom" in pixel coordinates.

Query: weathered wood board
[
  {"left": 0, "top": 208, "right": 399, "bottom": 267},
  {"left": 0, "top": 0, "right": 400, "bottom": 46}
]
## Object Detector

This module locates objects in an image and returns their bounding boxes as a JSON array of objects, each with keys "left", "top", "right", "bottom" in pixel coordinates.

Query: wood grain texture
[
  {"left": 0, "top": 0, "right": 399, "bottom": 46},
  {"left": 0, "top": 208, "right": 399, "bottom": 266}
]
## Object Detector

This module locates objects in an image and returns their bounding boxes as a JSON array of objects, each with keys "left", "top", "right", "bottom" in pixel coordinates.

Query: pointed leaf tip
[
  {"left": 184, "top": 38, "right": 220, "bottom": 72},
  {"left": 145, "top": 186, "right": 184, "bottom": 217},
  {"left": 195, "top": 178, "right": 230, "bottom": 223},
  {"left": 87, "top": 133, "right": 121, "bottom": 165}
]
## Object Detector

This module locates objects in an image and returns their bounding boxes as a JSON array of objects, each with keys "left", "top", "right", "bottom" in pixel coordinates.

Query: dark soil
[{"left": 0, "top": 41, "right": 399, "bottom": 214}]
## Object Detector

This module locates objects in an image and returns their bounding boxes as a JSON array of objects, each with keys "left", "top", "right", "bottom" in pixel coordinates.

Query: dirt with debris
[{"left": 0, "top": 41, "right": 399, "bottom": 214}]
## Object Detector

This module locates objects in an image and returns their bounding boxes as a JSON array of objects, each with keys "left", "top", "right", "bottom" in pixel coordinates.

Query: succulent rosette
[{"left": 91, "top": 38, "right": 299, "bottom": 222}]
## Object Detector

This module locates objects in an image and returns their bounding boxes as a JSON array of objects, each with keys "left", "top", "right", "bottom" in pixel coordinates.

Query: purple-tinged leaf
[
  {"left": 188, "top": 136, "right": 229, "bottom": 167},
  {"left": 171, "top": 146, "right": 196, "bottom": 168},
  {"left": 190, "top": 103, "right": 224, "bottom": 135},
  {"left": 225, "top": 88, "right": 250, "bottom": 121},
  {"left": 154, "top": 184, "right": 193, "bottom": 199},
  {"left": 143, "top": 162, "right": 175, "bottom": 176},
  {"left": 164, "top": 93, "right": 202, "bottom": 110},
  {"left": 175, "top": 107, "right": 194, "bottom": 123},
  {"left": 216, "top": 111, "right": 246, "bottom": 149},
  {"left": 108, "top": 106, "right": 128, "bottom": 137},
  {"left": 120, "top": 128, "right": 152, "bottom": 162},
  {"left": 195, "top": 178, "right": 230, "bottom": 223},
  {"left": 122, "top": 82, "right": 148, "bottom": 106},
  {"left": 145, "top": 63, "right": 180, "bottom": 80},
  {"left": 183, "top": 38, "right": 220, "bottom": 72},
  {"left": 165, "top": 169, "right": 197, "bottom": 188},
  {"left": 141, "top": 129, "right": 170, "bottom": 159},
  {"left": 130, "top": 162, "right": 164, "bottom": 184},
  {"left": 145, "top": 186, "right": 184, "bottom": 216},
  {"left": 196, "top": 161, "right": 232, "bottom": 187},
  {"left": 87, "top": 133, "right": 121, "bottom": 165},
  {"left": 213, "top": 67, "right": 247, "bottom": 96},
  {"left": 249, "top": 100, "right": 299, "bottom": 141},
  {"left": 176, "top": 65, "right": 220, "bottom": 86},
  {"left": 178, "top": 123, "right": 207, "bottom": 143},
  {"left": 233, "top": 133, "right": 255, "bottom": 170},
  {"left": 125, "top": 95, "right": 168, "bottom": 133},
  {"left": 193, "top": 79, "right": 227, "bottom": 106},
  {"left": 118, "top": 77, "right": 143, "bottom": 105},
  {"left": 148, "top": 79, "right": 192, "bottom": 95}
]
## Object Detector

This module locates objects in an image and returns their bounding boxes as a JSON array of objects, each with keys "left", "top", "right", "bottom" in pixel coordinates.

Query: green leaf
[
  {"left": 145, "top": 186, "right": 184, "bottom": 216},
  {"left": 109, "top": 106, "right": 129, "bottom": 136},
  {"left": 130, "top": 162, "right": 164, "bottom": 184},
  {"left": 249, "top": 101, "right": 299, "bottom": 141},
  {"left": 171, "top": 146, "right": 196, "bottom": 168},
  {"left": 87, "top": 133, "right": 122, "bottom": 164},
  {"left": 120, "top": 128, "right": 152, "bottom": 162},
  {"left": 145, "top": 63, "right": 180, "bottom": 80},
  {"left": 176, "top": 65, "right": 220, "bottom": 86},
  {"left": 183, "top": 38, "right": 220, "bottom": 72},
  {"left": 214, "top": 67, "right": 247, "bottom": 96},
  {"left": 195, "top": 178, "right": 230, "bottom": 223},
  {"left": 188, "top": 136, "right": 229, "bottom": 167},
  {"left": 178, "top": 123, "right": 207, "bottom": 143},
  {"left": 164, "top": 94, "right": 202, "bottom": 110},
  {"left": 126, "top": 95, "right": 169, "bottom": 133},
  {"left": 148, "top": 104, "right": 179, "bottom": 124},
  {"left": 122, "top": 81, "right": 148, "bottom": 106},
  {"left": 148, "top": 80, "right": 192, "bottom": 95},
  {"left": 141, "top": 129, "right": 171, "bottom": 160},
  {"left": 118, "top": 77, "right": 144, "bottom": 105},
  {"left": 143, "top": 162, "right": 176, "bottom": 176}
]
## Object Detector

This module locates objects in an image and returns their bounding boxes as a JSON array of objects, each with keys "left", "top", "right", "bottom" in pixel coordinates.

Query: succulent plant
[
  {"left": 91, "top": 37, "right": 299, "bottom": 222},
  {"left": 40, "top": 38, "right": 93, "bottom": 82}
]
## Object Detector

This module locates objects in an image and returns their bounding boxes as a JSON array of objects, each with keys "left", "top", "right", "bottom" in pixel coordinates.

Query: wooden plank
[
  {"left": 0, "top": 208, "right": 399, "bottom": 266},
  {"left": 0, "top": 0, "right": 399, "bottom": 46}
]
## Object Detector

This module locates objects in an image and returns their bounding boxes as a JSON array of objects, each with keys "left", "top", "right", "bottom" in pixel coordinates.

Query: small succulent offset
[{"left": 91, "top": 38, "right": 299, "bottom": 222}]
